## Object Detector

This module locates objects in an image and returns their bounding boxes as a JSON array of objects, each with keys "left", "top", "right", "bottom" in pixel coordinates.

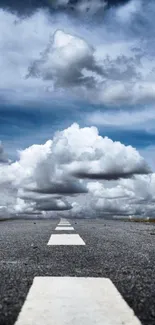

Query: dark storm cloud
[
  {"left": 0, "top": 0, "right": 129, "bottom": 15},
  {"left": 17, "top": 192, "right": 72, "bottom": 212},
  {"left": 16, "top": 211, "right": 43, "bottom": 215},
  {"left": 36, "top": 201, "right": 72, "bottom": 211},
  {"left": 24, "top": 182, "right": 88, "bottom": 195},
  {"left": 20, "top": 193, "right": 62, "bottom": 201},
  {"left": 72, "top": 169, "right": 151, "bottom": 180}
]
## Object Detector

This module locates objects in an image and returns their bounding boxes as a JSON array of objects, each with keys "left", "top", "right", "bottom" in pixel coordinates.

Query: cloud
[
  {"left": 94, "top": 81, "right": 155, "bottom": 106},
  {"left": 50, "top": 0, "right": 108, "bottom": 16},
  {"left": 15, "top": 195, "right": 72, "bottom": 212},
  {"left": 73, "top": 170, "right": 149, "bottom": 180},
  {"left": 28, "top": 29, "right": 102, "bottom": 88},
  {"left": 0, "top": 0, "right": 126, "bottom": 16},
  {"left": 139, "top": 146, "right": 155, "bottom": 172},
  {"left": 62, "top": 174, "right": 155, "bottom": 218},
  {"left": 36, "top": 198, "right": 72, "bottom": 211},
  {"left": 1, "top": 1, "right": 155, "bottom": 106},
  {"left": 28, "top": 28, "right": 143, "bottom": 104},
  {"left": 16, "top": 122, "right": 150, "bottom": 187},
  {"left": 115, "top": 0, "right": 141, "bottom": 22},
  {"left": 25, "top": 1, "right": 155, "bottom": 106},
  {"left": 0, "top": 142, "right": 8, "bottom": 163},
  {"left": 0, "top": 123, "right": 151, "bottom": 217},
  {"left": 87, "top": 181, "right": 134, "bottom": 199},
  {"left": 17, "top": 189, "right": 73, "bottom": 212},
  {"left": 26, "top": 182, "right": 87, "bottom": 195},
  {"left": 86, "top": 107, "right": 155, "bottom": 132},
  {"left": 85, "top": 174, "right": 155, "bottom": 218},
  {"left": 67, "top": 0, "right": 107, "bottom": 15}
]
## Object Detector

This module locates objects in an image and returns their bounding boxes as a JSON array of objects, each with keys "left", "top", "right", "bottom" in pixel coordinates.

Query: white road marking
[
  {"left": 47, "top": 234, "right": 85, "bottom": 245},
  {"left": 58, "top": 219, "right": 71, "bottom": 226},
  {"left": 55, "top": 226, "right": 74, "bottom": 231},
  {"left": 58, "top": 223, "right": 71, "bottom": 226},
  {"left": 59, "top": 221, "right": 70, "bottom": 225},
  {"left": 15, "top": 277, "right": 141, "bottom": 325},
  {"left": 58, "top": 224, "right": 71, "bottom": 227}
]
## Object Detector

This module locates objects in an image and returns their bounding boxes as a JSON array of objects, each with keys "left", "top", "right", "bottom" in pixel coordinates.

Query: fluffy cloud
[
  {"left": 28, "top": 29, "right": 102, "bottom": 89},
  {"left": 86, "top": 174, "right": 155, "bottom": 218},
  {"left": 36, "top": 198, "right": 72, "bottom": 211},
  {"left": 0, "top": 124, "right": 151, "bottom": 217},
  {"left": 45, "top": 123, "right": 149, "bottom": 179},
  {"left": 14, "top": 196, "right": 72, "bottom": 213},
  {"left": 60, "top": 173, "right": 155, "bottom": 219},
  {"left": 26, "top": 1, "right": 155, "bottom": 106}
]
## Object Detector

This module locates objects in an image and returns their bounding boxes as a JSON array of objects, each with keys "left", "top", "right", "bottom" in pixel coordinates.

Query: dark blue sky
[
  {"left": 0, "top": 0, "right": 129, "bottom": 14},
  {"left": 1, "top": 103, "right": 155, "bottom": 161}
]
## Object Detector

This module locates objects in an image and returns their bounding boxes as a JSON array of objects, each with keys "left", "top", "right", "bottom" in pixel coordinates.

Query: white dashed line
[
  {"left": 55, "top": 226, "right": 74, "bottom": 231},
  {"left": 47, "top": 234, "right": 85, "bottom": 245},
  {"left": 58, "top": 223, "right": 71, "bottom": 226},
  {"left": 59, "top": 220, "right": 70, "bottom": 225},
  {"left": 15, "top": 277, "right": 141, "bottom": 325}
]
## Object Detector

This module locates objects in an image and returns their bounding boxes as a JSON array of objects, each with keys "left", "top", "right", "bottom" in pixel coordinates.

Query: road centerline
[
  {"left": 14, "top": 276, "right": 141, "bottom": 325},
  {"left": 55, "top": 226, "right": 74, "bottom": 231},
  {"left": 47, "top": 234, "right": 85, "bottom": 245}
]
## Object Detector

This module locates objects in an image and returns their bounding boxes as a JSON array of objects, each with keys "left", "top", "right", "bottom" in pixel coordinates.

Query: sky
[{"left": 1, "top": 0, "right": 155, "bottom": 219}]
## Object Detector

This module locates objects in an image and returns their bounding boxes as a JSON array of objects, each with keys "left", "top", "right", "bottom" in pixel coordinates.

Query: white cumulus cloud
[{"left": 0, "top": 123, "right": 151, "bottom": 217}]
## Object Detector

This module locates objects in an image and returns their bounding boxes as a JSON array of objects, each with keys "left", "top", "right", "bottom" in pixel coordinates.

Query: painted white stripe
[
  {"left": 58, "top": 225, "right": 71, "bottom": 227},
  {"left": 58, "top": 220, "right": 71, "bottom": 223},
  {"left": 47, "top": 234, "right": 85, "bottom": 245},
  {"left": 58, "top": 224, "right": 71, "bottom": 227},
  {"left": 55, "top": 226, "right": 74, "bottom": 231},
  {"left": 58, "top": 222, "right": 70, "bottom": 226},
  {"left": 59, "top": 219, "right": 71, "bottom": 224},
  {"left": 15, "top": 277, "right": 141, "bottom": 325}
]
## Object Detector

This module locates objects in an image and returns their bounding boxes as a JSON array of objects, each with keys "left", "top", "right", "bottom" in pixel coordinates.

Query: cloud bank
[
  {"left": 1, "top": 0, "right": 155, "bottom": 106},
  {"left": 29, "top": 24, "right": 155, "bottom": 106},
  {"left": 0, "top": 124, "right": 153, "bottom": 219}
]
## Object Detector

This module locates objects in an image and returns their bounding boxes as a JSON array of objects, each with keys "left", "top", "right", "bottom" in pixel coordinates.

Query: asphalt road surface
[{"left": 0, "top": 218, "right": 155, "bottom": 325}]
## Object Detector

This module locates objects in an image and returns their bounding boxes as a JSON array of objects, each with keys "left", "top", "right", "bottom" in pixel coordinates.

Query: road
[{"left": 0, "top": 218, "right": 155, "bottom": 325}]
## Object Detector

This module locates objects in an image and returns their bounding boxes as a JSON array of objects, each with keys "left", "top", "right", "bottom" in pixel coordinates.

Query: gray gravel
[{"left": 0, "top": 218, "right": 155, "bottom": 325}]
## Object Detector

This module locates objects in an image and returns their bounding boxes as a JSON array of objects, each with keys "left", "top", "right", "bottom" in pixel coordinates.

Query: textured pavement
[{"left": 0, "top": 218, "right": 155, "bottom": 325}]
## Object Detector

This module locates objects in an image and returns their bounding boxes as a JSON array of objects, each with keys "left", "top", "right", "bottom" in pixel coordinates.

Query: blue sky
[{"left": 1, "top": 102, "right": 155, "bottom": 171}]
